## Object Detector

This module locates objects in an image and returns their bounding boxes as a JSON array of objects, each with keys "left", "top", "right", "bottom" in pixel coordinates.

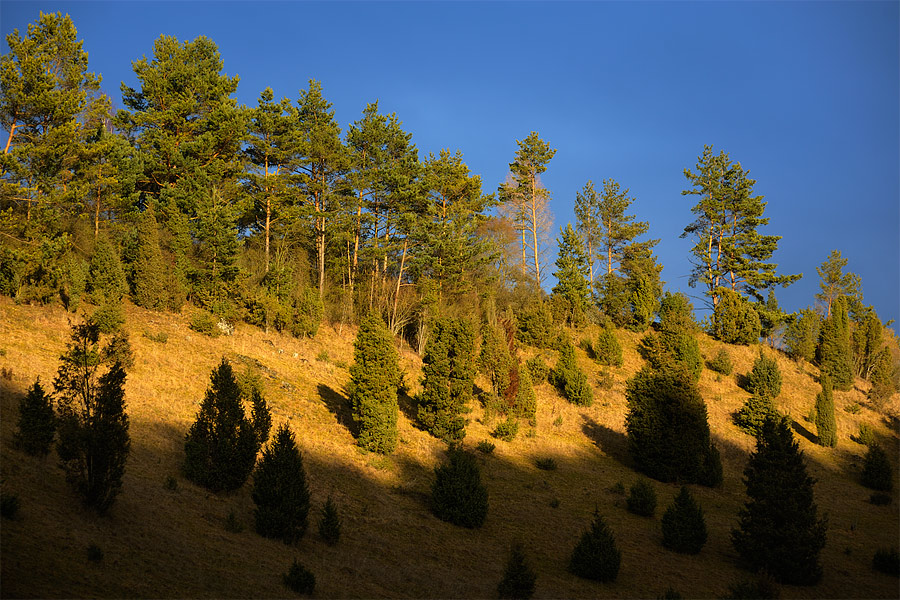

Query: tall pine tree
[{"left": 551, "top": 224, "right": 591, "bottom": 327}]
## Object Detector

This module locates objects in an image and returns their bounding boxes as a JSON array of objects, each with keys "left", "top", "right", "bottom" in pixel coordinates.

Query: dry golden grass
[{"left": 1, "top": 298, "right": 898, "bottom": 598}]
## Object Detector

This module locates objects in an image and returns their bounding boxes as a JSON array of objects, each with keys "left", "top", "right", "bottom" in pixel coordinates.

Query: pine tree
[
  {"left": 815, "top": 295, "right": 854, "bottom": 391},
  {"left": 734, "top": 394, "right": 779, "bottom": 437},
  {"left": 551, "top": 224, "right": 591, "bottom": 326},
  {"left": 569, "top": 511, "right": 621, "bottom": 582},
  {"left": 746, "top": 350, "right": 782, "bottom": 400},
  {"left": 814, "top": 374, "right": 837, "bottom": 447},
  {"left": 55, "top": 320, "right": 131, "bottom": 513},
  {"left": 594, "top": 323, "right": 623, "bottom": 367},
  {"left": 661, "top": 486, "right": 708, "bottom": 554},
  {"left": 514, "top": 365, "right": 537, "bottom": 427},
  {"left": 861, "top": 445, "right": 893, "bottom": 492},
  {"left": 131, "top": 209, "right": 167, "bottom": 310},
  {"left": 183, "top": 359, "right": 266, "bottom": 491},
  {"left": 431, "top": 450, "right": 488, "bottom": 528},
  {"left": 348, "top": 313, "right": 400, "bottom": 453},
  {"left": 785, "top": 308, "right": 821, "bottom": 363},
  {"left": 88, "top": 234, "right": 127, "bottom": 304},
  {"left": 550, "top": 339, "right": 593, "bottom": 406},
  {"left": 815, "top": 250, "right": 861, "bottom": 318},
  {"left": 625, "top": 368, "right": 720, "bottom": 485},
  {"left": 251, "top": 423, "right": 310, "bottom": 544},
  {"left": 732, "top": 417, "right": 827, "bottom": 585},
  {"left": 497, "top": 544, "right": 536, "bottom": 599},
  {"left": 15, "top": 378, "right": 56, "bottom": 457},
  {"left": 417, "top": 318, "right": 475, "bottom": 443},
  {"left": 318, "top": 496, "right": 342, "bottom": 545}
]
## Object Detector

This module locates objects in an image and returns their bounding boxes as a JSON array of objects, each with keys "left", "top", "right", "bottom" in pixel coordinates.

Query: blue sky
[{"left": 3, "top": 1, "right": 898, "bottom": 327}]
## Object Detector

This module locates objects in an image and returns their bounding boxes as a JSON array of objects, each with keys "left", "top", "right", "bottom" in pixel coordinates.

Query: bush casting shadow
[
  {"left": 317, "top": 384, "right": 357, "bottom": 437},
  {"left": 581, "top": 416, "right": 631, "bottom": 467}
]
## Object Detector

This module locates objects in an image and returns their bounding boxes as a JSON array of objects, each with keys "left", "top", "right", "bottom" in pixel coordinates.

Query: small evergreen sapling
[
  {"left": 283, "top": 558, "right": 315, "bottom": 595},
  {"left": 814, "top": 374, "right": 837, "bottom": 447},
  {"left": 661, "top": 486, "right": 707, "bottom": 554},
  {"left": 497, "top": 544, "right": 536, "bottom": 599},
  {"left": 251, "top": 423, "right": 310, "bottom": 544},
  {"left": 872, "top": 547, "right": 900, "bottom": 577},
  {"left": 708, "top": 348, "right": 733, "bottom": 376},
  {"left": 550, "top": 339, "right": 593, "bottom": 407},
  {"left": 746, "top": 351, "right": 782, "bottom": 400},
  {"left": 626, "top": 479, "right": 657, "bottom": 517},
  {"left": 431, "top": 450, "right": 488, "bottom": 528},
  {"left": 861, "top": 444, "right": 893, "bottom": 492},
  {"left": 318, "top": 496, "right": 341, "bottom": 545},
  {"left": 569, "top": 511, "right": 621, "bottom": 582},
  {"left": 15, "top": 378, "right": 56, "bottom": 456}
]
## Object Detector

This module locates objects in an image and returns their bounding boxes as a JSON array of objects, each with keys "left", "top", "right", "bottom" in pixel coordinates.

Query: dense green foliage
[
  {"left": 732, "top": 418, "right": 827, "bottom": 585},
  {"left": 183, "top": 359, "right": 269, "bottom": 491},
  {"left": 15, "top": 378, "right": 56, "bottom": 456},
  {"left": 638, "top": 331, "right": 702, "bottom": 383},
  {"left": 318, "top": 496, "right": 342, "bottom": 545},
  {"left": 348, "top": 313, "right": 400, "bottom": 453},
  {"left": 551, "top": 224, "right": 591, "bottom": 327},
  {"left": 746, "top": 351, "right": 782, "bottom": 400},
  {"left": 814, "top": 375, "right": 837, "bottom": 447},
  {"left": 815, "top": 295, "right": 854, "bottom": 391},
  {"left": 626, "top": 479, "right": 657, "bottom": 517},
  {"left": 431, "top": 450, "right": 488, "bottom": 528},
  {"left": 661, "top": 486, "right": 707, "bottom": 554},
  {"left": 734, "top": 394, "right": 779, "bottom": 438},
  {"left": 54, "top": 320, "right": 131, "bottom": 513},
  {"left": 785, "top": 308, "right": 820, "bottom": 363},
  {"left": 861, "top": 444, "right": 893, "bottom": 492},
  {"left": 417, "top": 318, "right": 475, "bottom": 443},
  {"left": 594, "top": 323, "right": 623, "bottom": 367},
  {"left": 550, "top": 339, "right": 593, "bottom": 406},
  {"left": 707, "top": 348, "right": 733, "bottom": 375},
  {"left": 625, "top": 368, "right": 721, "bottom": 486},
  {"left": 251, "top": 423, "right": 310, "bottom": 544},
  {"left": 872, "top": 547, "right": 900, "bottom": 577},
  {"left": 515, "top": 303, "right": 556, "bottom": 349},
  {"left": 711, "top": 288, "right": 761, "bottom": 345},
  {"left": 283, "top": 559, "right": 316, "bottom": 595},
  {"left": 525, "top": 355, "right": 549, "bottom": 385},
  {"left": 569, "top": 511, "right": 621, "bottom": 582},
  {"left": 497, "top": 544, "right": 536, "bottom": 599}
]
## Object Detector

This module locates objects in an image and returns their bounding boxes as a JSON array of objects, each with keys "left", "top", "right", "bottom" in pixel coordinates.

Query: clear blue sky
[{"left": 3, "top": 1, "right": 898, "bottom": 327}]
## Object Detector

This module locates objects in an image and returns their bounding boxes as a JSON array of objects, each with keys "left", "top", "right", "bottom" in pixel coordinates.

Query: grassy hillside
[{"left": 1, "top": 298, "right": 898, "bottom": 598}]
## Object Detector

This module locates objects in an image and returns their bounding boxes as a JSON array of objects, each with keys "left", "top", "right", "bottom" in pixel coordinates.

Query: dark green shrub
[
  {"left": 131, "top": 209, "right": 168, "bottom": 310},
  {"left": 734, "top": 395, "right": 779, "bottom": 437},
  {"left": 569, "top": 511, "right": 621, "bottom": 582},
  {"left": 712, "top": 288, "right": 761, "bottom": 345},
  {"left": 869, "top": 493, "right": 891, "bottom": 506},
  {"left": 659, "top": 588, "right": 683, "bottom": 600},
  {"left": 417, "top": 318, "right": 475, "bottom": 444},
  {"left": 183, "top": 359, "right": 268, "bottom": 492},
  {"left": 87, "top": 543, "right": 104, "bottom": 563},
  {"left": 164, "top": 476, "right": 178, "bottom": 491},
  {"left": 291, "top": 288, "right": 323, "bottom": 339},
  {"left": 746, "top": 351, "right": 782, "bottom": 400},
  {"left": 516, "top": 302, "right": 557, "bottom": 349},
  {"left": 190, "top": 311, "right": 221, "bottom": 337},
  {"left": 535, "top": 457, "right": 557, "bottom": 471},
  {"left": 785, "top": 308, "right": 820, "bottom": 363},
  {"left": 626, "top": 479, "right": 657, "bottom": 517},
  {"left": 853, "top": 423, "right": 876, "bottom": 447},
  {"left": 142, "top": 330, "right": 168, "bottom": 344},
  {"left": 492, "top": 416, "right": 519, "bottom": 442},
  {"left": 594, "top": 325, "right": 623, "bottom": 367},
  {"left": 476, "top": 440, "right": 495, "bottom": 454},
  {"left": 87, "top": 235, "right": 127, "bottom": 304},
  {"left": 92, "top": 301, "right": 125, "bottom": 334},
  {"left": 638, "top": 331, "right": 702, "bottom": 382},
  {"left": 252, "top": 423, "right": 310, "bottom": 544},
  {"left": 861, "top": 444, "right": 893, "bottom": 492},
  {"left": 815, "top": 295, "right": 854, "bottom": 391},
  {"left": 732, "top": 418, "right": 827, "bottom": 585},
  {"left": 349, "top": 313, "right": 400, "bottom": 454},
  {"left": 526, "top": 355, "right": 549, "bottom": 385},
  {"left": 661, "top": 486, "right": 707, "bottom": 554},
  {"left": 283, "top": 558, "right": 315, "bottom": 595},
  {"left": 15, "top": 378, "right": 55, "bottom": 456},
  {"left": 515, "top": 366, "right": 537, "bottom": 426},
  {"left": 814, "top": 375, "right": 837, "bottom": 447},
  {"left": 480, "top": 321, "right": 513, "bottom": 398},
  {"left": 550, "top": 341, "right": 593, "bottom": 406},
  {"left": 625, "top": 368, "right": 720, "bottom": 485},
  {"left": 708, "top": 348, "right": 733, "bottom": 376},
  {"left": 431, "top": 450, "right": 488, "bottom": 528},
  {"left": 318, "top": 496, "right": 341, "bottom": 546},
  {"left": 498, "top": 544, "right": 536, "bottom": 599},
  {"left": 659, "top": 292, "right": 697, "bottom": 335},
  {"left": 723, "top": 572, "right": 780, "bottom": 599},
  {"left": 1, "top": 493, "right": 20, "bottom": 519},
  {"left": 872, "top": 547, "right": 900, "bottom": 577}
]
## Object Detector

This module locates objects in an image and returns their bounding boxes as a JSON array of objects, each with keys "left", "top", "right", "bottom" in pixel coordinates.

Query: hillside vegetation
[{"left": 1, "top": 297, "right": 898, "bottom": 598}]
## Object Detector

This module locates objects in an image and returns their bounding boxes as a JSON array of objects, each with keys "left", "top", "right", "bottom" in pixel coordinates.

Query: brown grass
[{"left": 1, "top": 298, "right": 898, "bottom": 598}]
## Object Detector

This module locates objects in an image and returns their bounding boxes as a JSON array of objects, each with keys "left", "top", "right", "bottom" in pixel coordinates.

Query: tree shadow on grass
[
  {"left": 317, "top": 383, "right": 357, "bottom": 437},
  {"left": 791, "top": 419, "right": 818, "bottom": 445},
  {"left": 580, "top": 415, "right": 632, "bottom": 468}
]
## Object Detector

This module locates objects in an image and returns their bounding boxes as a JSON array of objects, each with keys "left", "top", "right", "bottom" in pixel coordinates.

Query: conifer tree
[
  {"left": 815, "top": 295, "right": 854, "bottom": 391},
  {"left": 550, "top": 339, "right": 593, "bottom": 407},
  {"left": 861, "top": 445, "right": 893, "bottom": 492},
  {"left": 131, "top": 209, "right": 167, "bottom": 310},
  {"left": 625, "top": 368, "right": 721, "bottom": 485},
  {"left": 569, "top": 511, "right": 621, "bottom": 582},
  {"left": 732, "top": 417, "right": 827, "bottom": 585},
  {"left": 348, "top": 313, "right": 400, "bottom": 453},
  {"left": 15, "top": 378, "right": 56, "bottom": 457},
  {"left": 814, "top": 374, "right": 837, "bottom": 448},
  {"left": 318, "top": 496, "right": 342, "bottom": 545},
  {"left": 851, "top": 310, "right": 884, "bottom": 380},
  {"left": 183, "top": 359, "right": 267, "bottom": 491},
  {"left": 574, "top": 180, "right": 601, "bottom": 290},
  {"left": 746, "top": 350, "right": 782, "bottom": 400},
  {"left": 785, "top": 308, "right": 821, "bottom": 363},
  {"left": 594, "top": 323, "right": 623, "bottom": 367},
  {"left": 54, "top": 320, "right": 131, "bottom": 513},
  {"left": 712, "top": 288, "right": 761, "bottom": 345},
  {"left": 88, "top": 234, "right": 127, "bottom": 304},
  {"left": 479, "top": 321, "right": 513, "bottom": 400},
  {"left": 252, "top": 423, "right": 310, "bottom": 544},
  {"left": 868, "top": 348, "right": 897, "bottom": 409},
  {"left": 515, "top": 365, "right": 537, "bottom": 427},
  {"left": 431, "top": 450, "right": 488, "bottom": 528},
  {"left": 498, "top": 544, "right": 537, "bottom": 599},
  {"left": 815, "top": 250, "right": 861, "bottom": 318},
  {"left": 551, "top": 224, "right": 591, "bottom": 326},
  {"left": 661, "top": 486, "right": 707, "bottom": 554},
  {"left": 418, "top": 318, "right": 475, "bottom": 443}
]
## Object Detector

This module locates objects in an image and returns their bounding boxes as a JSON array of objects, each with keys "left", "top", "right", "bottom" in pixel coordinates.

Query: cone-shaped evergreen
[
  {"left": 814, "top": 374, "right": 837, "bottom": 447},
  {"left": 497, "top": 543, "right": 536, "bottom": 599},
  {"left": 661, "top": 486, "right": 707, "bottom": 554},
  {"left": 746, "top": 350, "right": 782, "bottom": 400},
  {"left": 551, "top": 224, "right": 591, "bottom": 327},
  {"left": 550, "top": 339, "right": 593, "bottom": 406},
  {"left": 625, "top": 367, "right": 721, "bottom": 485},
  {"left": 514, "top": 365, "right": 536, "bottom": 426},
  {"left": 431, "top": 450, "right": 488, "bottom": 528},
  {"left": 712, "top": 288, "right": 761, "bottom": 345},
  {"left": 15, "top": 378, "right": 56, "bottom": 456},
  {"left": 734, "top": 394, "right": 779, "bottom": 437},
  {"left": 318, "top": 496, "right": 342, "bottom": 545},
  {"left": 183, "top": 359, "right": 263, "bottom": 491},
  {"left": 348, "top": 313, "right": 400, "bottom": 454},
  {"left": 815, "top": 295, "right": 854, "bottom": 391},
  {"left": 785, "top": 308, "right": 821, "bottom": 363},
  {"left": 861, "top": 444, "right": 893, "bottom": 492},
  {"left": 417, "top": 318, "right": 475, "bottom": 443},
  {"left": 251, "top": 423, "right": 310, "bottom": 544},
  {"left": 732, "top": 417, "right": 827, "bottom": 585},
  {"left": 87, "top": 234, "right": 127, "bottom": 304},
  {"left": 569, "top": 511, "right": 621, "bottom": 582},
  {"left": 594, "top": 324, "right": 623, "bottom": 367},
  {"left": 131, "top": 209, "right": 167, "bottom": 310}
]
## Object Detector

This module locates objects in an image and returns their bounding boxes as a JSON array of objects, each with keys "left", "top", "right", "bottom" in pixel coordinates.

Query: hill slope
[{"left": 1, "top": 298, "right": 898, "bottom": 598}]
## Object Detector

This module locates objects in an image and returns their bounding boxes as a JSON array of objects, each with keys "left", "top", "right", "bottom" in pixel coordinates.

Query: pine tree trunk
[
  {"left": 3, "top": 122, "right": 15, "bottom": 154},
  {"left": 391, "top": 238, "right": 407, "bottom": 332},
  {"left": 94, "top": 167, "right": 101, "bottom": 241}
]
